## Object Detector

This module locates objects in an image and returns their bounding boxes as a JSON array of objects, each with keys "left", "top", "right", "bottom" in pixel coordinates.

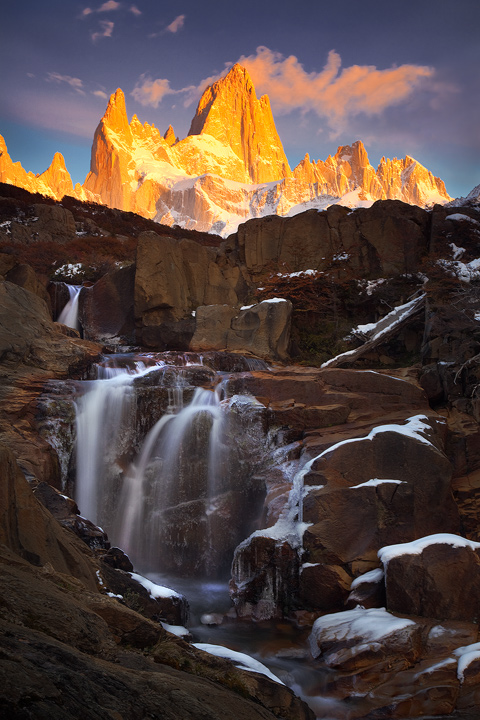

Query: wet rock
[
  {"left": 102, "top": 546, "right": 134, "bottom": 572},
  {"left": 33, "top": 481, "right": 110, "bottom": 550},
  {"left": 230, "top": 535, "right": 300, "bottom": 621},
  {"left": 97, "top": 562, "right": 189, "bottom": 626}
]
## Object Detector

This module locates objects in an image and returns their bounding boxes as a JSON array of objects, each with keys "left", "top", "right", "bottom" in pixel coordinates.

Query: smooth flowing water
[
  {"left": 74, "top": 353, "right": 265, "bottom": 577},
  {"left": 57, "top": 284, "right": 82, "bottom": 330}
]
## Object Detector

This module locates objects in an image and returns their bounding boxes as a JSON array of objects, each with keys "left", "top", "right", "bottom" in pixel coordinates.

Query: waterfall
[
  {"left": 73, "top": 355, "right": 264, "bottom": 577},
  {"left": 114, "top": 385, "right": 227, "bottom": 574},
  {"left": 57, "top": 285, "right": 82, "bottom": 330}
]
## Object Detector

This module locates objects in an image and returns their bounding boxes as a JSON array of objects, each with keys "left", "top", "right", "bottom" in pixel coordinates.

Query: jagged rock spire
[{"left": 188, "top": 64, "right": 291, "bottom": 183}]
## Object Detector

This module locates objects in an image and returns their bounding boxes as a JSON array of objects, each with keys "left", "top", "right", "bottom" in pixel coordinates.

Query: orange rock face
[{"left": 188, "top": 63, "right": 292, "bottom": 184}]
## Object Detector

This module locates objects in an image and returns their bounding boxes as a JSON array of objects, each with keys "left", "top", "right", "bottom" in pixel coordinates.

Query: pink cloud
[
  {"left": 166, "top": 14, "right": 185, "bottom": 33},
  {"left": 130, "top": 4, "right": 141, "bottom": 15},
  {"left": 98, "top": 1, "right": 120, "bottom": 10},
  {"left": 91, "top": 20, "right": 114, "bottom": 42},
  {"left": 131, "top": 75, "right": 174, "bottom": 108},
  {"left": 237, "top": 47, "right": 435, "bottom": 134}
]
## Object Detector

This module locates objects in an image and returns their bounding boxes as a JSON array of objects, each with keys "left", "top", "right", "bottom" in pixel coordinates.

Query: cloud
[
  {"left": 80, "top": 2, "right": 119, "bottom": 18},
  {"left": 98, "top": 0, "right": 120, "bottom": 10},
  {"left": 237, "top": 46, "right": 436, "bottom": 134},
  {"left": 130, "top": 4, "right": 141, "bottom": 15},
  {"left": 91, "top": 20, "right": 114, "bottom": 41},
  {"left": 131, "top": 75, "right": 175, "bottom": 108},
  {"left": 46, "top": 72, "right": 85, "bottom": 95},
  {"left": 165, "top": 14, "right": 185, "bottom": 33},
  {"left": 92, "top": 89, "right": 108, "bottom": 99}
]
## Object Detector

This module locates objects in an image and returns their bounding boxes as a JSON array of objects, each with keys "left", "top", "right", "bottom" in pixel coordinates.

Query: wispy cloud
[
  {"left": 130, "top": 4, "right": 141, "bottom": 15},
  {"left": 165, "top": 14, "right": 185, "bottom": 33},
  {"left": 46, "top": 72, "right": 85, "bottom": 94},
  {"left": 80, "top": 2, "right": 119, "bottom": 18},
  {"left": 237, "top": 46, "right": 436, "bottom": 136},
  {"left": 91, "top": 20, "right": 114, "bottom": 42},
  {"left": 92, "top": 89, "right": 108, "bottom": 99}
]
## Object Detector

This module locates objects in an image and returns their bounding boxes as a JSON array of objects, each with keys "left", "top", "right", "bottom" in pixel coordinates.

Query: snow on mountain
[
  {"left": 448, "top": 183, "right": 480, "bottom": 207},
  {"left": 0, "top": 65, "right": 454, "bottom": 235}
]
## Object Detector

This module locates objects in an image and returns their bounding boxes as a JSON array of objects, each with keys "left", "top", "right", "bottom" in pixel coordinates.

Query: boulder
[
  {"left": 302, "top": 416, "right": 460, "bottom": 572},
  {"left": 379, "top": 534, "right": 480, "bottom": 622},
  {"left": 191, "top": 299, "right": 292, "bottom": 361},
  {"left": 190, "top": 304, "right": 238, "bottom": 351}
]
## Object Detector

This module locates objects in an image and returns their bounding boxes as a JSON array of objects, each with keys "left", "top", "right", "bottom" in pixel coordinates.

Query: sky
[{"left": 1, "top": 0, "right": 478, "bottom": 199}]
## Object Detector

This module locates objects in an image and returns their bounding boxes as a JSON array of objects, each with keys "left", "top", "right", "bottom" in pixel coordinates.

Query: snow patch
[
  {"left": 350, "top": 568, "right": 384, "bottom": 589},
  {"left": 129, "top": 572, "right": 181, "bottom": 599},
  {"left": 378, "top": 534, "right": 480, "bottom": 569},
  {"left": 350, "top": 478, "right": 406, "bottom": 489},
  {"left": 193, "top": 643, "right": 285, "bottom": 685}
]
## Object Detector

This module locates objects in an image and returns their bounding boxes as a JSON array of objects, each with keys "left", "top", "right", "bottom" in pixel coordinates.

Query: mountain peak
[
  {"left": 164, "top": 124, "right": 177, "bottom": 146},
  {"left": 102, "top": 88, "right": 130, "bottom": 137},
  {"left": 188, "top": 64, "right": 290, "bottom": 183}
]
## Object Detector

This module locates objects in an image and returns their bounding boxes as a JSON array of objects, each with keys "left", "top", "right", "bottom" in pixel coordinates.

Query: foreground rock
[
  {"left": 308, "top": 606, "right": 480, "bottom": 719},
  {"left": 230, "top": 366, "right": 461, "bottom": 619},
  {"left": 379, "top": 534, "right": 480, "bottom": 623},
  {"left": 0, "top": 438, "right": 313, "bottom": 720}
]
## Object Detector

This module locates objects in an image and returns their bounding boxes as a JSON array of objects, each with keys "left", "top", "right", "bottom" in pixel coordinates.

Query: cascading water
[
  {"left": 57, "top": 284, "right": 82, "bottom": 330},
  {"left": 114, "top": 385, "right": 228, "bottom": 575},
  {"left": 73, "top": 353, "right": 265, "bottom": 578}
]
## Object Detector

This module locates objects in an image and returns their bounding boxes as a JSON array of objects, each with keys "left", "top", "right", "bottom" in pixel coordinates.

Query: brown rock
[
  {"left": 190, "top": 304, "right": 238, "bottom": 351},
  {"left": 299, "top": 563, "right": 351, "bottom": 609},
  {"left": 0, "top": 442, "right": 98, "bottom": 589},
  {"left": 80, "top": 263, "right": 135, "bottom": 344},
  {"left": 381, "top": 537, "right": 480, "bottom": 622}
]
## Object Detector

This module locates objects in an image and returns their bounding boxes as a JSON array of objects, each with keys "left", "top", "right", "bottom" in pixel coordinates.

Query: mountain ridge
[{"left": 0, "top": 65, "right": 452, "bottom": 235}]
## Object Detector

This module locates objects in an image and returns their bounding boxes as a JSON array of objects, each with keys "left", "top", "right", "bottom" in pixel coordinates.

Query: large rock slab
[
  {"left": 0, "top": 280, "right": 101, "bottom": 483},
  {"left": 0, "top": 442, "right": 98, "bottom": 589},
  {"left": 234, "top": 200, "right": 429, "bottom": 278},
  {"left": 134, "top": 231, "right": 243, "bottom": 348}
]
